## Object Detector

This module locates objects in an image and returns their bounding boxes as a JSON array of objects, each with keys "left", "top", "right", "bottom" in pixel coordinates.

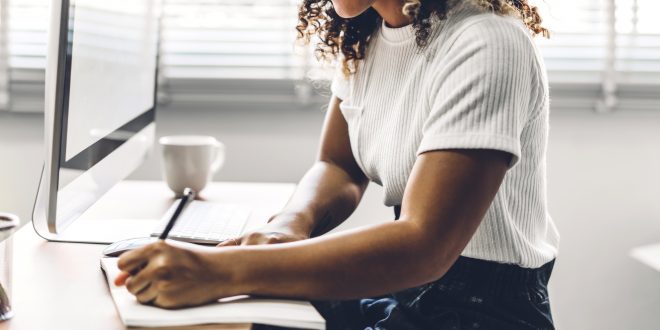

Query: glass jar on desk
[{"left": 0, "top": 213, "right": 18, "bottom": 321}]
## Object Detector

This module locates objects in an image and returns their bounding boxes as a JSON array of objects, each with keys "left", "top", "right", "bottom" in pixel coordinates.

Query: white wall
[
  {"left": 545, "top": 111, "right": 660, "bottom": 329},
  {"left": 1, "top": 108, "right": 660, "bottom": 329}
]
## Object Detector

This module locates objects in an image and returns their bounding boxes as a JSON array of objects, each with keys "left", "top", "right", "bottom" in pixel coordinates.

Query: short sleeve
[
  {"left": 418, "top": 16, "right": 538, "bottom": 168},
  {"left": 331, "top": 64, "right": 350, "bottom": 101}
]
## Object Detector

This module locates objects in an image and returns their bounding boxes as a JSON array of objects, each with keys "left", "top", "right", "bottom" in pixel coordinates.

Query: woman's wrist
[
  {"left": 202, "top": 211, "right": 319, "bottom": 298},
  {"left": 268, "top": 210, "right": 316, "bottom": 237},
  {"left": 202, "top": 248, "right": 256, "bottom": 298}
]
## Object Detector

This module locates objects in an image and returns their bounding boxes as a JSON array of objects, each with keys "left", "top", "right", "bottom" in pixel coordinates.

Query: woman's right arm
[{"left": 218, "top": 95, "right": 369, "bottom": 246}]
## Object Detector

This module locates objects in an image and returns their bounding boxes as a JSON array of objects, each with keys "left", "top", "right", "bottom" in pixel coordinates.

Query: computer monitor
[{"left": 33, "top": 0, "right": 161, "bottom": 241}]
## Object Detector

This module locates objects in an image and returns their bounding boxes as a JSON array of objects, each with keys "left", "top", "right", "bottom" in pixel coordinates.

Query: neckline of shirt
[
  {"left": 377, "top": 1, "right": 482, "bottom": 46},
  {"left": 379, "top": 19, "right": 416, "bottom": 44}
]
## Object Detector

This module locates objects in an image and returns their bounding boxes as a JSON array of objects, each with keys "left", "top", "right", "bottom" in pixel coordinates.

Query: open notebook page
[{"left": 101, "top": 258, "right": 325, "bottom": 329}]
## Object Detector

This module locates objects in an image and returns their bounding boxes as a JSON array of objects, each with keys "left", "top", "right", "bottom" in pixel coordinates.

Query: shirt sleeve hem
[{"left": 417, "top": 133, "right": 522, "bottom": 168}]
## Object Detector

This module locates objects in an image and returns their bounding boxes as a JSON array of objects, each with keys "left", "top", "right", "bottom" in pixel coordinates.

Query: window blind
[
  {"left": 534, "top": 0, "right": 660, "bottom": 111},
  {"left": 1, "top": 0, "right": 659, "bottom": 112},
  {"left": 3, "top": 0, "right": 48, "bottom": 112},
  {"left": 158, "top": 0, "right": 313, "bottom": 109}
]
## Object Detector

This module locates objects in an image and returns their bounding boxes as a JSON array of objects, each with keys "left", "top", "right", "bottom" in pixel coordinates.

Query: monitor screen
[
  {"left": 62, "top": 0, "right": 158, "bottom": 172},
  {"left": 60, "top": 0, "right": 158, "bottom": 174},
  {"left": 33, "top": 0, "right": 161, "bottom": 238}
]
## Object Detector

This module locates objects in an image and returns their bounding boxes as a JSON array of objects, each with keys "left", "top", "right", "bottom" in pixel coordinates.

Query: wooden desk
[{"left": 0, "top": 181, "right": 295, "bottom": 330}]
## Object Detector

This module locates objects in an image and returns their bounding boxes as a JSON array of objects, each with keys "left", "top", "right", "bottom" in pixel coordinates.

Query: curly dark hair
[{"left": 296, "top": 0, "right": 549, "bottom": 76}]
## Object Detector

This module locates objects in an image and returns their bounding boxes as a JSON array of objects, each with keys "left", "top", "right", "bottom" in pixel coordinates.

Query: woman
[{"left": 116, "top": 0, "right": 560, "bottom": 328}]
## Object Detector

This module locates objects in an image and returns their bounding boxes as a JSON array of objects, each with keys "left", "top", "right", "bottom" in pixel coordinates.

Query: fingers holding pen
[
  {"left": 114, "top": 271, "right": 130, "bottom": 286},
  {"left": 125, "top": 267, "right": 153, "bottom": 296},
  {"left": 125, "top": 264, "right": 163, "bottom": 305},
  {"left": 135, "top": 282, "right": 159, "bottom": 305},
  {"left": 117, "top": 247, "right": 148, "bottom": 275},
  {"left": 116, "top": 241, "right": 166, "bottom": 285}
]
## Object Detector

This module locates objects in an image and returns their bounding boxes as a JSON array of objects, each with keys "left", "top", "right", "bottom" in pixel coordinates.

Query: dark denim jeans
[
  {"left": 311, "top": 255, "right": 555, "bottom": 330},
  {"left": 257, "top": 206, "right": 555, "bottom": 330}
]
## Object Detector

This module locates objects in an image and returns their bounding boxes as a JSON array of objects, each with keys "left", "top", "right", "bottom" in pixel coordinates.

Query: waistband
[{"left": 444, "top": 255, "right": 554, "bottom": 290}]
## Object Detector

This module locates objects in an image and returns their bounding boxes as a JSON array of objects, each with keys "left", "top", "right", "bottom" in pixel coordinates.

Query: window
[
  {"left": 1, "top": 0, "right": 659, "bottom": 112},
  {"left": 159, "top": 0, "right": 319, "bottom": 111},
  {"left": 536, "top": 0, "right": 660, "bottom": 111},
  {"left": 2, "top": 0, "right": 49, "bottom": 112}
]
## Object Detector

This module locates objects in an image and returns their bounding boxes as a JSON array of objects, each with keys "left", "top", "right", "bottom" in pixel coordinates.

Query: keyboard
[{"left": 151, "top": 200, "right": 251, "bottom": 245}]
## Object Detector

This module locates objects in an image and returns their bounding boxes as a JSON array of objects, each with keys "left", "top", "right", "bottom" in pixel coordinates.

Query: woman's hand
[
  {"left": 115, "top": 240, "right": 240, "bottom": 309},
  {"left": 217, "top": 212, "right": 312, "bottom": 247}
]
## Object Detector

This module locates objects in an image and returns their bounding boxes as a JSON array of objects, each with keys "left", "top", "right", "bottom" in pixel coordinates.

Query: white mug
[{"left": 159, "top": 135, "right": 225, "bottom": 196}]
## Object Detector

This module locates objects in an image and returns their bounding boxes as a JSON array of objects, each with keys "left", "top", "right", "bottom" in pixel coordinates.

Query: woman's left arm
[{"left": 117, "top": 148, "right": 509, "bottom": 307}]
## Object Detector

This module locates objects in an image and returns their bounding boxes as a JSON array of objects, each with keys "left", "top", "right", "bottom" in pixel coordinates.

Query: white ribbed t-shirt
[{"left": 331, "top": 4, "right": 559, "bottom": 268}]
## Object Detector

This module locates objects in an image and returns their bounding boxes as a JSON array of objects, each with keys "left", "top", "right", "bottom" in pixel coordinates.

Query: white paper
[{"left": 101, "top": 258, "right": 325, "bottom": 329}]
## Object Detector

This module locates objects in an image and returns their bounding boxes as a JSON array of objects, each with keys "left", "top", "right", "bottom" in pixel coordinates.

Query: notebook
[{"left": 101, "top": 258, "right": 325, "bottom": 329}]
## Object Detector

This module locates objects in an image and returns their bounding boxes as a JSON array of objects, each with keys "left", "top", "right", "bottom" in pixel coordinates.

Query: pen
[{"left": 159, "top": 188, "right": 196, "bottom": 240}]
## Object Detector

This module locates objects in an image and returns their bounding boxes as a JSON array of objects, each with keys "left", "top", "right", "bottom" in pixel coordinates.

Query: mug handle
[{"left": 211, "top": 142, "right": 225, "bottom": 173}]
